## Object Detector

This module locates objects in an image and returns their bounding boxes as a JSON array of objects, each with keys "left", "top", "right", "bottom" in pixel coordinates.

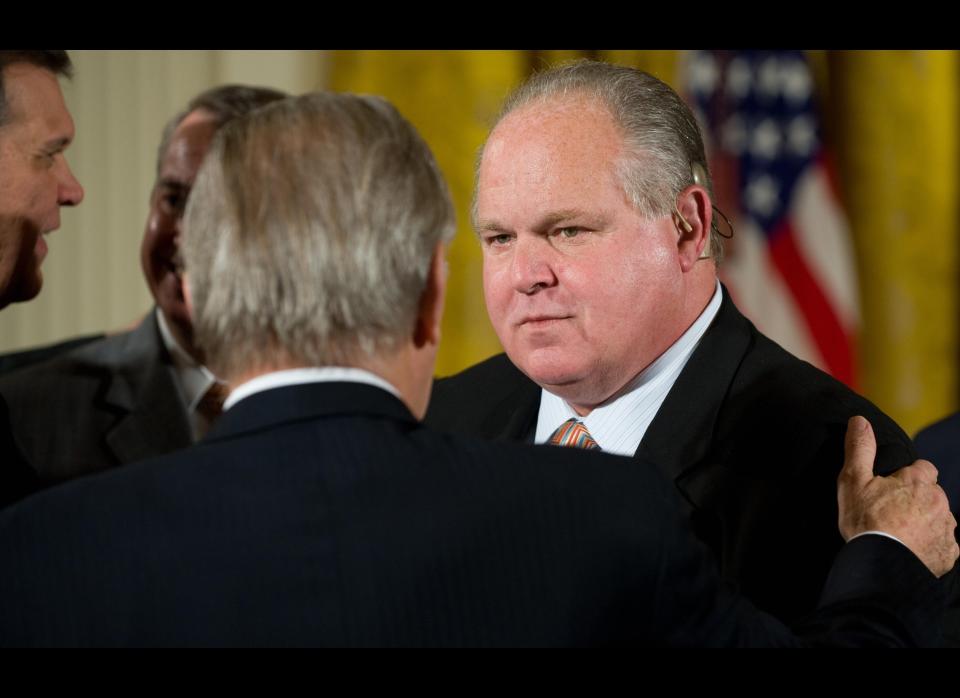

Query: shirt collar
[
  {"left": 155, "top": 307, "right": 218, "bottom": 412},
  {"left": 224, "top": 366, "right": 401, "bottom": 411}
]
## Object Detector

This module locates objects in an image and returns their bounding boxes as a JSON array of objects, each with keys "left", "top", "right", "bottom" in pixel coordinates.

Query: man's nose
[
  {"left": 512, "top": 237, "right": 557, "bottom": 295},
  {"left": 58, "top": 160, "right": 84, "bottom": 206}
]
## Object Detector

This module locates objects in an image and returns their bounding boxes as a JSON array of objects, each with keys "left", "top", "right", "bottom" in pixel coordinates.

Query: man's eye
[
  {"left": 485, "top": 233, "right": 513, "bottom": 246},
  {"left": 557, "top": 227, "right": 582, "bottom": 239},
  {"left": 160, "top": 193, "right": 185, "bottom": 214}
]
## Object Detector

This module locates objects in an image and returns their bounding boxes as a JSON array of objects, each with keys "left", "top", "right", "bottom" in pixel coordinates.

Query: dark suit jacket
[
  {"left": 914, "top": 413, "right": 960, "bottom": 646},
  {"left": 0, "top": 332, "right": 108, "bottom": 507},
  {"left": 0, "top": 382, "right": 942, "bottom": 647},
  {"left": 0, "top": 333, "right": 104, "bottom": 375},
  {"left": 0, "top": 395, "right": 40, "bottom": 509},
  {"left": 427, "top": 288, "right": 918, "bottom": 625},
  {"left": 915, "top": 413, "right": 960, "bottom": 517},
  {"left": 0, "top": 312, "right": 193, "bottom": 494}
]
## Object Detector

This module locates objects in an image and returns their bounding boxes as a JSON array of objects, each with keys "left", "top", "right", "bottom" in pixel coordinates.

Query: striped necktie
[
  {"left": 548, "top": 418, "right": 601, "bottom": 450},
  {"left": 196, "top": 381, "right": 229, "bottom": 426}
]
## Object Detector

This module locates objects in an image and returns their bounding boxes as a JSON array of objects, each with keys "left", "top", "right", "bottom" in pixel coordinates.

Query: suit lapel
[
  {"left": 636, "top": 287, "right": 754, "bottom": 504},
  {"left": 102, "top": 313, "right": 193, "bottom": 463},
  {"left": 477, "top": 366, "right": 540, "bottom": 443}
]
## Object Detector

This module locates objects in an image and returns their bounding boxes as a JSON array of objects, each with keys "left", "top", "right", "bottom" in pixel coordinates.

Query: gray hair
[
  {"left": 486, "top": 60, "right": 723, "bottom": 263},
  {"left": 182, "top": 92, "right": 457, "bottom": 378},
  {"left": 155, "top": 84, "right": 288, "bottom": 177}
]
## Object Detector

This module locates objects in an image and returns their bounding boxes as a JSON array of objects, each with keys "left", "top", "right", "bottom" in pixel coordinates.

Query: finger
[
  {"left": 840, "top": 416, "right": 876, "bottom": 490},
  {"left": 892, "top": 459, "right": 939, "bottom": 486}
]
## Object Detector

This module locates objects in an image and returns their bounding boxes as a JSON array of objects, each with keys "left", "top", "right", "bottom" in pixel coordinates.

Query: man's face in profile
[
  {"left": 0, "top": 63, "right": 83, "bottom": 308},
  {"left": 476, "top": 95, "right": 688, "bottom": 411},
  {"left": 141, "top": 109, "right": 218, "bottom": 346}
]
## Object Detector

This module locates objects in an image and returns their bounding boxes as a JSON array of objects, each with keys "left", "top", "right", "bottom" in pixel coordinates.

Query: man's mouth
[{"left": 518, "top": 315, "right": 571, "bottom": 327}]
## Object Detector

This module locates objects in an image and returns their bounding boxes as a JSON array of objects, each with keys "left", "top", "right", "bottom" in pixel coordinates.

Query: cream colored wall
[{"left": 0, "top": 50, "right": 326, "bottom": 352}]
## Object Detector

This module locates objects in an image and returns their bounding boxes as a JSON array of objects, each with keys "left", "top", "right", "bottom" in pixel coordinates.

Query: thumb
[{"left": 840, "top": 416, "right": 876, "bottom": 491}]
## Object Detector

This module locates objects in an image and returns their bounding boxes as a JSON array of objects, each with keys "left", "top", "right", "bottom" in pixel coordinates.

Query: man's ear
[
  {"left": 413, "top": 242, "right": 447, "bottom": 349},
  {"left": 674, "top": 185, "right": 713, "bottom": 272}
]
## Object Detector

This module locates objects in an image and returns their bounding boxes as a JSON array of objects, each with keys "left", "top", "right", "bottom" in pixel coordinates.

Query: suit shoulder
[
  {"left": 427, "top": 424, "right": 663, "bottom": 493},
  {"left": 0, "top": 333, "right": 104, "bottom": 375},
  {"left": 434, "top": 353, "right": 524, "bottom": 394},
  {"left": 727, "top": 327, "right": 913, "bottom": 469},
  {"left": 915, "top": 411, "right": 960, "bottom": 446},
  {"left": 0, "top": 326, "right": 153, "bottom": 394},
  {"left": 746, "top": 331, "right": 898, "bottom": 420},
  {"left": 412, "top": 425, "right": 679, "bottom": 536},
  {"left": 427, "top": 353, "right": 536, "bottom": 431},
  {"left": 913, "top": 412, "right": 960, "bottom": 498}
]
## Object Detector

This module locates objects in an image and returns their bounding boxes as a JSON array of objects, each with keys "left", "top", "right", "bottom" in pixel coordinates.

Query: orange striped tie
[
  {"left": 548, "top": 418, "right": 601, "bottom": 450},
  {"left": 197, "top": 381, "right": 229, "bottom": 424}
]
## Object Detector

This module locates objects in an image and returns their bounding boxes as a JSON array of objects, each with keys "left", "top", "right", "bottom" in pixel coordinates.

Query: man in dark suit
[
  {"left": 916, "top": 414, "right": 960, "bottom": 517},
  {"left": 426, "top": 60, "right": 921, "bottom": 626},
  {"left": 0, "top": 91, "right": 955, "bottom": 647},
  {"left": 915, "top": 413, "right": 960, "bottom": 645},
  {"left": 0, "top": 50, "right": 84, "bottom": 507},
  {"left": 0, "top": 84, "right": 286, "bottom": 493}
]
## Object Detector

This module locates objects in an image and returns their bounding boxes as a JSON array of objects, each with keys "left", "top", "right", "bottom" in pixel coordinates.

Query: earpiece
[
  {"left": 676, "top": 162, "right": 708, "bottom": 234},
  {"left": 691, "top": 162, "right": 708, "bottom": 188}
]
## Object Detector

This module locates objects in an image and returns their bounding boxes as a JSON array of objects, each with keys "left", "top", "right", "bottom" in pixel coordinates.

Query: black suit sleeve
[{"left": 634, "top": 455, "right": 944, "bottom": 647}]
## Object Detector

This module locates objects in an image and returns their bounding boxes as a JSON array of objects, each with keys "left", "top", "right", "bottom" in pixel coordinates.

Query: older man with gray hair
[
  {"left": 427, "top": 60, "right": 930, "bottom": 627},
  {"left": 0, "top": 90, "right": 954, "bottom": 647}
]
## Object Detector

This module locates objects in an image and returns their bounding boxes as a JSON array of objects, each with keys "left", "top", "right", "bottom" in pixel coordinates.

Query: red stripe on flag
[{"left": 768, "top": 222, "right": 858, "bottom": 388}]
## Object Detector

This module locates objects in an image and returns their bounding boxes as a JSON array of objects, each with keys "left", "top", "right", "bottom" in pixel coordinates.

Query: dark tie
[{"left": 548, "top": 418, "right": 601, "bottom": 450}]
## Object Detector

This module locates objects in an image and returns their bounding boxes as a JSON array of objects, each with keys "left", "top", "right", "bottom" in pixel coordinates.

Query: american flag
[{"left": 684, "top": 50, "right": 860, "bottom": 387}]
